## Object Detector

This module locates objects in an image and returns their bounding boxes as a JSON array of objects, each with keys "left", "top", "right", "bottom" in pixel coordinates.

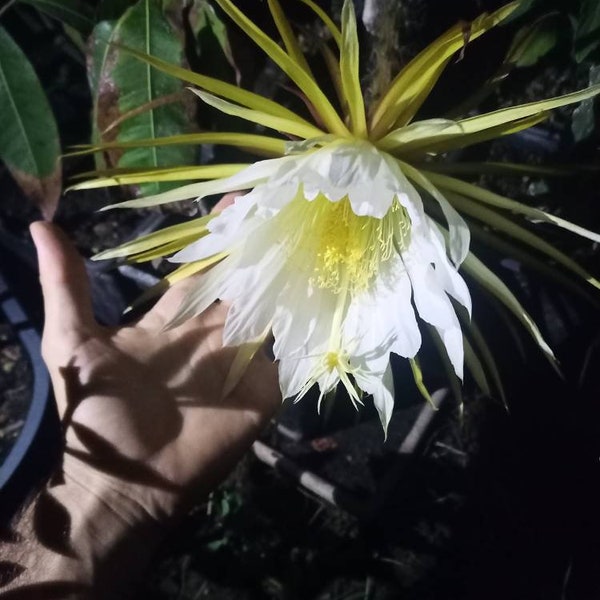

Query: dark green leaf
[
  {"left": 88, "top": 20, "right": 117, "bottom": 169},
  {"left": 574, "top": 0, "right": 600, "bottom": 63},
  {"left": 88, "top": 0, "right": 195, "bottom": 195},
  {"left": 19, "top": 0, "right": 95, "bottom": 34},
  {"left": 188, "top": 0, "right": 239, "bottom": 82},
  {"left": 506, "top": 14, "right": 560, "bottom": 68},
  {"left": 0, "top": 26, "right": 61, "bottom": 218},
  {"left": 96, "top": 0, "right": 135, "bottom": 21}
]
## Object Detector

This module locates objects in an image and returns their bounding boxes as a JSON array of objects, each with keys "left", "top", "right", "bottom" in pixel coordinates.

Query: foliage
[
  {"left": 506, "top": 0, "right": 600, "bottom": 140},
  {"left": 0, "top": 0, "right": 233, "bottom": 213},
  {"left": 0, "top": 24, "right": 61, "bottom": 218}
]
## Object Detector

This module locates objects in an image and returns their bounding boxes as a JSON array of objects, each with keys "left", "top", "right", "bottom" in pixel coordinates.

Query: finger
[
  {"left": 212, "top": 191, "right": 239, "bottom": 212},
  {"left": 30, "top": 222, "right": 97, "bottom": 341}
]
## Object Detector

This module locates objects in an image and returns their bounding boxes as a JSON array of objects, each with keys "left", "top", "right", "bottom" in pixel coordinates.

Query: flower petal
[
  {"left": 356, "top": 362, "right": 395, "bottom": 439},
  {"left": 223, "top": 243, "right": 286, "bottom": 345},
  {"left": 171, "top": 193, "right": 258, "bottom": 262}
]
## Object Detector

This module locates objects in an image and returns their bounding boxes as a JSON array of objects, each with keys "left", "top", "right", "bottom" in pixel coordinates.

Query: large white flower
[
  {"left": 84, "top": 0, "right": 600, "bottom": 436},
  {"left": 167, "top": 141, "right": 471, "bottom": 434}
]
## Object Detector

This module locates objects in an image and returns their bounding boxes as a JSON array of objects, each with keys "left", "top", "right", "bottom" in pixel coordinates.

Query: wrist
[
  {"left": 2, "top": 454, "right": 169, "bottom": 599},
  {"left": 57, "top": 454, "right": 167, "bottom": 597}
]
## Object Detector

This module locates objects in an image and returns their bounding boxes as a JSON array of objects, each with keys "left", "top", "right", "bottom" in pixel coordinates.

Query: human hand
[{"left": 1, "top": 199, "right": 280, "bottom": 597}]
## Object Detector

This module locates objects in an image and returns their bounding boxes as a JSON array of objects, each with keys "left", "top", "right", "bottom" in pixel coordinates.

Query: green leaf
[
  {"left": 19, "top": 0, "right": 95, "bottom": 34},
  {"left": 89, "top": 0, "right": 195, "bottom": 196},
  {"left": 574, "top": 0, "right": 600, "bottom": 63},
  {"left": 88, "top": 20, "right": 118, "bottom": 170},
  {"left": 0, "top": 26, "right": 61, "bottom": 219},
  {"left": 506, "top": 14, "right": 560, "bottom": 68}
]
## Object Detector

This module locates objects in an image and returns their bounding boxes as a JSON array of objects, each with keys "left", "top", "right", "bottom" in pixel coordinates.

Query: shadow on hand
[
  {"left": 52, "top": 317, "right": 274, "bottom": 495},
  {"left": 67, "top": 423, "right": 180, "bottom": 493}
]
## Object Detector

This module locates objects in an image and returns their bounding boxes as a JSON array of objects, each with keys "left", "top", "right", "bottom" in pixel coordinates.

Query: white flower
[
  {"left": 85, "top": 0, "right": 600, "bottom": 435},
  {"left": 169, "top": 141, "right": 472, "bottom": 435}
]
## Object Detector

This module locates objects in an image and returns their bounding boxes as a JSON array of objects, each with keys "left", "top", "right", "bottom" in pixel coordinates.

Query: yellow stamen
[{"left": 282, "top": 193, "right": 411, "bottom": 295}]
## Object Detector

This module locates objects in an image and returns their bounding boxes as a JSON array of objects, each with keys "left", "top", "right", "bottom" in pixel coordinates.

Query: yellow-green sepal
[
  {"left": 370, "top": 2, "right": 519, "bottom": 136},
  {"left": 339, "top": 0, "right": 367, "bottom": 137},
  {"left": 189, "top": 89, "right": 325, "bottom": 139},
  {"left": 92, "top": 214, "right": 214, "bottom": 261},
  {"left": 213, "top": 0, "right": 349, "bottom": 137},
  {"left": 461, "top": 250, "right": 560, "bottom": 372},
  {"left": 116, "top": 44, "right": 320, "bottom": 139},
  {"left": 428, "top": 171, "right": 600, "bottom": 246},
  {"left": 69, "top": 163, "right": 247, "bottom": 190},
  {"left": 66, "top": 132, "right": 288, "bottom": 159}
]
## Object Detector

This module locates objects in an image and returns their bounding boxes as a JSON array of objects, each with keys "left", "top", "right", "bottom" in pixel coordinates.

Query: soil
[
  {"left": 0, "top": 324, "right": 32, "bottom": 465},
  {"left": 1, "top": 0, "right": 600, "bottom": 599}
]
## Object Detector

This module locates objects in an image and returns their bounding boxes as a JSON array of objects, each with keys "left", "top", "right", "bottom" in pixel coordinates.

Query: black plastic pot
[{"left": 0, "top": 243, "right": 61, "bottom": 525}]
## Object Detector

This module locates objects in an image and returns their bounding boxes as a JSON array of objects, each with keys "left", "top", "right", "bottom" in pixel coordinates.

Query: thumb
[{"left": 30, "top": 222, "right": 97, "bottom": 341}]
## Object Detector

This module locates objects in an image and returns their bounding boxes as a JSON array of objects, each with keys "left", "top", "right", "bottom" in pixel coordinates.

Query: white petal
[
  {"left": 222, "top": 244, "right": 285, "bottom": 345},
  {"left": 421, "top": 217, "right": 472, "bottom": 315},
  {"left": 403, "top": 252, "right": 456, "bottom": 331},
  {"left": 272, "top": 281, "right": 336, "bottom": 400},
  {"left": 383, "top": 163, "right": 427, "bottom": 228},
  {"left": 166, "top": 257, "right": 235, "bottom": 329},
  {"left": 278, "top": 354, "right": 317, "bottom": 399},
  {"left": 435, "top": 324, "right": 464, "bottom": 380},
  {"left": 388, "top": 268, "right": 422, "bottom": 358},
  {"left": 273, "top": 281, "right": 335, "bottom": 358},
  {"left": 171, "top": 193, "right": 258, "bottom": 262},
  {"left": 252, "top": 181, "right": 298, "bottom": 210},
  {"left": 343, "top": 257, "right": 420, "bottom": 373},
  {"left": 436, "top": 193, "right": 470, "bottom": 267},
  {"left": 356, "top": 362, "right": 395, "bottom": 438},
  {"left": 204, "top": 155, "right": 294, "bottom": 197}
]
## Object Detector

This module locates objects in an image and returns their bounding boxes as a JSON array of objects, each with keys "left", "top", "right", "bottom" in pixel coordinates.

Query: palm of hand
[{"left": 34, "top": 222, "right": 279, "bottom": 520}]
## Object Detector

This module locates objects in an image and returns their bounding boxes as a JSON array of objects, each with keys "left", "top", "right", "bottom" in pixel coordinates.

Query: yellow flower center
[
  {"left": 282, "top": 192, "right": 411, "bottom": 294},
  {"left": 324, "top": 349, "right": 347, "bottom": 371}
]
